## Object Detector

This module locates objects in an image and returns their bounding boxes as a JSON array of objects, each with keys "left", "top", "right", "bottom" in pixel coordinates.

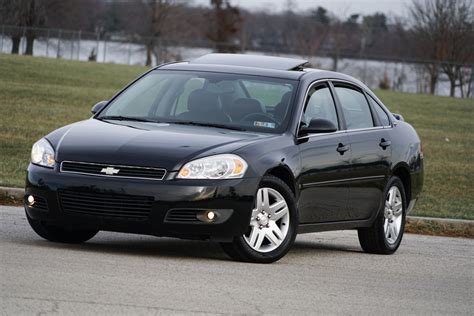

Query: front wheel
[
  {"left": 220, "top": 175, "right": 298, "bottom": 263},
  {"left": 26, "top": 211, "right": 98, "bottom": 244},
  {"left": 358, "top": 176, "right": 406, "bottom": 254}
]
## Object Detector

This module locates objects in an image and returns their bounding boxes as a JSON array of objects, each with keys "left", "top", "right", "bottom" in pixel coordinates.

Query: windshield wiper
[
  {"left": 167, "top": 121, "right": 246, "bottom": 131},
  {"left": 97, "top": 116, "right": 160, "bottom": 123}
]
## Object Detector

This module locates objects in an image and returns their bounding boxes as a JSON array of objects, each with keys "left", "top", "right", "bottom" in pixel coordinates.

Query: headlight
[
  {"left": 177, "top": 154, "right": 248, "bottom": 179},
  {"left": 31, "top": 138, "right": 55, "bottom": 168}
]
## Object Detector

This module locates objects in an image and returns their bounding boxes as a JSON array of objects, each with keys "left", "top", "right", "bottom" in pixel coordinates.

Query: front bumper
[{"left": 25, "top": 163, "right": 259, "bottom": 241}]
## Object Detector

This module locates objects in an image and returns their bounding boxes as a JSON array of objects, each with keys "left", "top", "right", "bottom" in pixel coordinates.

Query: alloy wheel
[
  {"left": 243, "top": 187, "right": 290, "bottom": 253},
  {"left": 384, "top": 186, "right": 403, "bottom": 244}
]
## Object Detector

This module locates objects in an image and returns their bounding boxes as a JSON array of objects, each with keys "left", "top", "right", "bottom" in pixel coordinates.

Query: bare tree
[
  {"left": 140, "top": 0, "right": 175, "bottom": 66},
  {"left": 122, "top": 0, "right": 179, "bottom": 66},
  {"left": 206, "top": 0, "right": 242, "bottom": 53},
  {"left": 284, "top": 15, "right": 328, "bottom": 60},
  {"left": 0, "top": 0, "right": 47, "bottom": 55},
  {"left": 23, "top": 0, "right": 46, "bottom": 55},
  {"left": 327, "top": 17, "right": 359, "bottom": 71},
  {"left": 410, "top": 0, "right": 474, "bottom": 97},
  {"left": 0, "top": 0, "right": 22, "bottom": 54},
  {"left": 438, "top": 1, "right": 473, "bottom": 97}
]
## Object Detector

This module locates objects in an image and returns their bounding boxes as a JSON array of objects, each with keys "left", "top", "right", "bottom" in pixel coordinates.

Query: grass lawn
[{"left": 0, "top": 54, "right": 473, "bottom": 219}]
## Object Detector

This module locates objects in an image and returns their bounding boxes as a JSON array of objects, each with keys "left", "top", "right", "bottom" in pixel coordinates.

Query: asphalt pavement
[{"left": 1, "top": 205, "right": 472, "bottom": 315}]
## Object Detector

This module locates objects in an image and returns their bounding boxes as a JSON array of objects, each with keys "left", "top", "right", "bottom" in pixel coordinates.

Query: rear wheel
[
  {"left": 220, "top": 175, "right": 298, "bottom": 263},
  {"left": 358, "top": 176, "right": 406, "bottom": 254},
  {"left": 26, "top": 211, "right": 98, "bottom": 244}
]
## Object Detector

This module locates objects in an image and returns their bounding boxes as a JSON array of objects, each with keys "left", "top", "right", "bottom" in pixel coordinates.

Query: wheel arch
[
  {"left": 265, "top": 165, "right": 297, "bottom": 198},
  {"left": 391, "top": 163, "right": 411, "bottom": 204}
]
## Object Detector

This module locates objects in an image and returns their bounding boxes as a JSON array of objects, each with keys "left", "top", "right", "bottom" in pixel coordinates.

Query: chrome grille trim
[{"left": 60, "top": 161, "right": 167, "bottom": 181}]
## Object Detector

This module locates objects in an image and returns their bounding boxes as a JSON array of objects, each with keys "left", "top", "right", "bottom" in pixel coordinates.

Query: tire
[
  {"left": 220, "top": 175, "right": 298, "bottom": 263},
  {"left": 26, "top": 211, "right": 98, "bottom": 244},
  {"left": 358, "top": 176, "right": 406, "bottom": 254}
]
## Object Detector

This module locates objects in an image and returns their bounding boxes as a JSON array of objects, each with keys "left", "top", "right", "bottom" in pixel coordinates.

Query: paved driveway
[{"left": 1, "top": 205, "right": 472, "bottom": 314}]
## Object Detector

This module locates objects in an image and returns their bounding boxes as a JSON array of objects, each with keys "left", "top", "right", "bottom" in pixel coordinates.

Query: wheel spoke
[
  {"left": 391, "top": 224, "right": 398, "bottom": 240},
  {"left": 262, "top": 188, "right": 270, "bottom": 212},
  {"left": 270, "top": 221, "right": 284, "bottom": 239},
  {"left": 254, "top": 230, "right": 266, "bottom": 250},
  {"left": 272, "top": 206, "right": 288, "bottom": 221},
  {"left": 266, "top": 229, "right": 281, "bottom": 246},
  {"left": 388, "top": 224, "right": 394, "bottom": 239},
  {"left": 248, "top": 226, "right": 259, "bottom": 247},
  {"left": 395, "top": 217, "right": 402, "bottom": 232},
  {"left": 385, "top": 222, "right": 391, "bottom": 239},
  {"left": 388, "top": 187, "right": 396, "bottom": 206},
  {"left": 256, "top": 189, "right": 264, "bottom": 212},
  {"left": 269, "top": 199, "right": 285, "bottom": 214}
]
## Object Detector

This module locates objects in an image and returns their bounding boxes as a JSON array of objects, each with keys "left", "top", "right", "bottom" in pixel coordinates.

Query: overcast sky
[{"left": 193, "top": 0, "right": 413, "bottom": 18}]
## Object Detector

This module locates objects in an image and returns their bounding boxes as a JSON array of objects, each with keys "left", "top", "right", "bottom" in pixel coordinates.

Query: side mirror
[
  {"left": 392, "top": 113, "right": 404, "bottom": 121},
  {"left": 299, "top": 118, "right": 337, "bottom": 135},
  {"left": 91, "top": 101, "right": 108, "bottom": 115}
]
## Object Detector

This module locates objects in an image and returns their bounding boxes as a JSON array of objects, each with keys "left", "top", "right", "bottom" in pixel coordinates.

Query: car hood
[{"left": 48, "top": 119, "right": 274, "bottom": 171}]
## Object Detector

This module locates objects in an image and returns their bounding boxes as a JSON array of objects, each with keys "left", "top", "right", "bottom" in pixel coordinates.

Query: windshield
[{"left": 98, "top": 70, "right": 298, "bottom": 133}]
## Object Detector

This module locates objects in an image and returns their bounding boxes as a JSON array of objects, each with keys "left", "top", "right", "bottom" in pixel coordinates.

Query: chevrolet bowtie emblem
[{"left": 100, "top": 167, "right": 120, "bottom": 175}]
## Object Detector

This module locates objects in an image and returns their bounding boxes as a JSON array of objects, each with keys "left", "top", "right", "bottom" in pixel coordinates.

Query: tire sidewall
[{"left": 234, "top": 175, "right": 298, "bottom": 263}]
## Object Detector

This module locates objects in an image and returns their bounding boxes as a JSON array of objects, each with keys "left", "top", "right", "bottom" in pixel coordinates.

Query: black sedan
[{"left": 25, "top": 54, "right": 423, "bottom": 263}]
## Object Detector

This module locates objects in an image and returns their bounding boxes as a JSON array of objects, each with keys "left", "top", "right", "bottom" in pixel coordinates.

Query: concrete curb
[
  {"left": 407, "top": 216, "right": 473, "bottom": 225},
  {"left": 0, "top": 186, "right": 24, "bottom": 200},
  {"left": 1, "top": 186, "right": 472, "bottom": 234},
  {"left": 405, "top": 216, "right": 473, "bottom": 238}
]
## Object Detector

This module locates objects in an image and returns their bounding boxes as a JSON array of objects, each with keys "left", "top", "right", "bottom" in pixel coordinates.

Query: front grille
[
  {"left": 165, "top": 209, "right": 200, "bottom": 223},
  {"left": 60, "top": 161, "right": 166, "bottom": 180},
  {"left": 59, "top": 190, "right": 154, "bottom": 219}
]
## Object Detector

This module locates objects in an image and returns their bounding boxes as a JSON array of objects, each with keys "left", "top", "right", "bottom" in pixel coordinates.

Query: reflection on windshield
[{"left": 98, "top": 70, "right": 298, "bottom": 134}]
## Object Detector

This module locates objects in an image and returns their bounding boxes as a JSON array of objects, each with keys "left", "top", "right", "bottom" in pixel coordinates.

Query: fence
[
  {"left": 1, "top": 25, "right": 473, "bottom": 98},
  {"left": 0, "top": 25, "right": 225, "bottom": 64}
]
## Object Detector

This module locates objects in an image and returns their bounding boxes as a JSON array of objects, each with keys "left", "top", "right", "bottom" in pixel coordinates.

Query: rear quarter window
[{"left": 368, "top": 95, "right": 391, "bottom": 127}]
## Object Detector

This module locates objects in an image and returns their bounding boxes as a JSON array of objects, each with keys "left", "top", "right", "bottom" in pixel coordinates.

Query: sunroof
[{"left": 190, "top": 54, "right": 308, "bottom": 71}]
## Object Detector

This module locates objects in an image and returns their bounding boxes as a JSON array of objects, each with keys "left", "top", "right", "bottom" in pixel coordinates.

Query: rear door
[
  {"left": 332, "top": 82, "right": 391, "bottom": 220},
  {"left": 297, "top": 81, "right": 352, "bottom": 223}
]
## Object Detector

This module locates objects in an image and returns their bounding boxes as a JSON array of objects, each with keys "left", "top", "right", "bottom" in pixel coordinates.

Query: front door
[{"left": 297, "top": 82, "right": 352, "bottom": 223}]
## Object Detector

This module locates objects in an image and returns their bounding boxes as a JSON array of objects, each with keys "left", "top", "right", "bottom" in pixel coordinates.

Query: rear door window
[{"left": 334, "top": 84, "right": 374, "bottom": 130}]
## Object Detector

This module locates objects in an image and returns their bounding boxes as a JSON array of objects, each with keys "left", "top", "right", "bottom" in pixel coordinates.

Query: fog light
[
  {"left": 27, "top": 195, "right": 35, "bottom": 206},
  {"left": 206, "top": 211, "right": 216, "bottom": 221}
]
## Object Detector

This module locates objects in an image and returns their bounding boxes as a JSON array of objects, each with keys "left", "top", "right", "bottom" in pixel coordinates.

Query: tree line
[{"left": 0, "top": 0, "right": 472, "bottom": 97}]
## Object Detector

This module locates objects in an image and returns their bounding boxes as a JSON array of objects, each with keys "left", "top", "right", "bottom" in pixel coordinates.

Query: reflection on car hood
[{"left": 49, "top": 119, "right": 273, "bottom": 171}]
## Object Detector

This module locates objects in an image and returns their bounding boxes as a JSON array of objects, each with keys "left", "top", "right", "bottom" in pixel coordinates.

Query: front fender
[{"left": 234, "top": 133, "right": 300, "bottom": 183}]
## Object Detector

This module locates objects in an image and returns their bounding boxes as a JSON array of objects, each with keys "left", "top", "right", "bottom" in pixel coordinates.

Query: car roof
[
  {"left": 157, "top": 54, "right": 367, "bottom": 87},
  {"left": 158, "top": 61, "right": 305, "bottom": 80},
  {"left": 190, "top": 53, "right": 308, "bottom": 71}
]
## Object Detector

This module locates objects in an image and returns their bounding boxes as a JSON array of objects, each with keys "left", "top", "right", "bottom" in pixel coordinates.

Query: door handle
[
  {"left": 379, "top": 138, "right": 391, "bottom": 149},
  {"left": 337, "top": 143, "right": 349, "bottom": 155}
]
